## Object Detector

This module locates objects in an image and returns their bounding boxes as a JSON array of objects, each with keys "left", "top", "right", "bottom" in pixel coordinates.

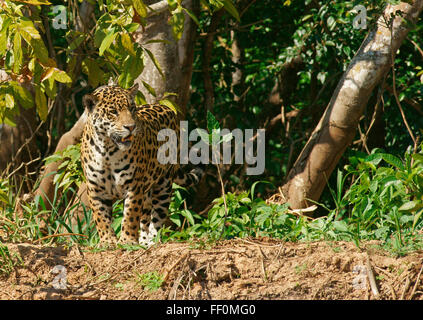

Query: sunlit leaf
[
  {"left": 35, "top": 87, "right": 48, "bottom": 121},
  {"left": 142, "top": 81, "right": 156, "bottom": 97},
  {"left": 82, "top": 58, "right": 104, "bottom": 88},
  {"left": 118, "top": 49, "right": 144, "bottom": 88},
  {"left": 99, "top": 28, "right": 117, "bottom": 56},
  {"left": 222, "top": 0, "right": 240, "bottom": 22},
  {"left": 159, "top": 98, "right": 181, "bottom": 114},
  {"left": 120, "top": 32, "right": 135, "bottom": 56},
  {"left": 144, "top": 47, "right": 164, "bottom": 78},
  {"left": 9, "top": 81, "right": 34, "bottom": 109},
  {"left": 15, "top": 0, "right": 51, "bottom": 5},
  {"left": 132, "top": 0, "right": 148, "bottom": 18}
]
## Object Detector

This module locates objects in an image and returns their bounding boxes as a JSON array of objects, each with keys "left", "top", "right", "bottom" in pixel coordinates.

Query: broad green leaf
[
  {"left": 144, "top": 48, "right": 164, "bottom": 78},
  {"left": 124, "top": 23, "right": 140, "bottom": 33},
  {"left": 18, "top": 18, "right": 41, "bottom": 41},
  {"left": 5, "top": 93, "right": 14, "bottom": 109},
  {"left": 17, "top": 0, "right": 51, "bottom": 4},
  {"left": 99, "top": 29, "right": 117, "bottom": 56},
  {"left": 159, "top": 98, "right": 180, "bottom": 114},
  {"left": 181, "top": 209, "right": 195, "bottom": 226},
  {"left": 41, "top": 67, "right": 72, "bottom": 84},
  {"left": 364, "top": 153, "right": 383, "bottom": 166},
  {"left": 13, "top": 32, "right": 23, "bottom": 74},
  {"left": 82, "top": 58, "right": 104, "bottom": 88},
  {"left": 168, "top": 8, "right": 185, "bottom": 40},
  {"left": 0, "top": 17, "right": 10, "bottom": 55},
  {"left": 118, "top": 50, "right": 144, "bottom": 88},
  {"left": 40, "top": 67, "right": 56, "bottom": 82},
  {"left": 43, "top": 77, "right": 57, "bottom": 99},
  {"left": 207, "top": 111, "right": 220, "bottom": 133},
  {"left": 222, "top": 0, "right": 240, "bottom": 22},
  {"left": 182, "top": 7, "right": 200, "bottom": 26},
  {"left": 333, "top": 220, "right": 348, "bottom": 232},
  {"left": 132, "top": 0, "right": 148, "bottom": 18},
  {"left": 52, "top": 69, "right": 72, "bottom": 83},
  {"left": 195, "top": 128, "right": 211, "bottom": 145},
  {"left": 399, "top": 200, "right": 422, "bottom": 212},
  {"left": 169, "top": 213, "right": 182, "bottom": 227},
  {"left": 9, "top": 81, "right": 34, "bottom": 109},
  {"left": 381, "top": 153, "right": 405, "bottom": 170},
  {"left": 135, "top": 91, "right": 147, "bottom": 105},
  {"left": 412, "top": 208, "right": 423, "bottom": 231},
  {"left": 120, "top": 32, "right": 135, "bottom": 56},
  {"left": 35, "top": 87, "right": 48, "bottom": 121},
  {"left": 30, "top": 38, "right": 49, "bottom": 64},
  {"left": 142, "top": 81, "right": 156, "bottom": 97},
  {"left": 68, "top": 32, "right": 86, "bottom": 51}
]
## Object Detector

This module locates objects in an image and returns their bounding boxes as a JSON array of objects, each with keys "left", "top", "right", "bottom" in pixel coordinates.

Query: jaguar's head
[{"left": 83, "top": 84, "right": 139, "bottom": 150}]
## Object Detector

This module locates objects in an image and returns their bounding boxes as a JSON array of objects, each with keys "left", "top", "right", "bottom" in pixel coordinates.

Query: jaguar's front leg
[
  {"left": 88, "top": 192, "right": 117, "bottom": 246},
  {"left": 119, "top": 191, "right": 144, "bottom": 244}
]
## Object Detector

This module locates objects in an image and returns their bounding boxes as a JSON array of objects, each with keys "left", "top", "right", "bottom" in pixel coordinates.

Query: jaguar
[{"left": 80, "top": 83, "right": 201, "bottom": 246}]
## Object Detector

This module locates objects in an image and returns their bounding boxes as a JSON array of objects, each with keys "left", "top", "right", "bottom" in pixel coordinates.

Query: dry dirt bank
[{"left": 1, "top": 239, "right": 422, "bottom": 300}]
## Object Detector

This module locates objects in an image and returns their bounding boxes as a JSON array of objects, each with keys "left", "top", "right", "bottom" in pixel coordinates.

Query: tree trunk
[
  {"left": 134, "top": 0, "right": 198, "bottom": 116},
  {"left": 33, "top": 0, "right": 198, "bottom": 209},
  {"left": 280, "top": 1, "right": 423, "bottom": 209}
]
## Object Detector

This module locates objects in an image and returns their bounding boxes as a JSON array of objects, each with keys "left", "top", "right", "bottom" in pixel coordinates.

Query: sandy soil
[{"left": 1, "top": 239, "right": 422, "bottom": 300}]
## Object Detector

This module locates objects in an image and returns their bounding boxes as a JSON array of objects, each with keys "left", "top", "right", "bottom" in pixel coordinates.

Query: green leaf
[
  {"left": 195, "top": 128, "right": 211, "bottom": 145},
  {"left": 144, "top": 48, "right": 164, "bottom": 78},
  {"left": 52, "top": 69, "right": 72, "bottom": 83},
  {"left": 120, "top": 32, "right": 135, "bottom": 56},
  {"left": 250, "top": 181, "right": 274, "bottom": 201},
  {"left": 412, "top": 208, "right": 423, "bottom": 231},
  {"left": 99, "top": 28, "right": 117, "bottom": 56},
  {"left": 222, "top": 0, "right": 240, "bottom": 22},
  {"left": 142, "top": 81, "right": 156, "bottom": 97},
  {"left": 132, "top": 0, "right": 148, "bottom": 18},
  {"left": 18, "top": 18, "right": 41, "bottom": 41},
  {"left": 68, "top": 32, "right": 86, "bottom": 51},
  {"left": 182, "top": 7, "right": 200, "bottom": 26},
  {"left": 168, "top": 7, "right": 185, "bottom": 40},
  {"left": 41, "top": 67, "right": 72, "bottom": 84},
  {"left": 118, "top": 49, "right": 144, "bottom": 88},
  {"left": 82, "top": 59, "right": 104, "bottom": 88},
  {"left": 181, "top": 209, "right": 195, "bottom": 226},
  {"left": 30, "top": 38, "right": 49, "bottom": 64},
  {"left": 17, "top": 0, "right": 51, "bottom": 4},
  {"left": 13, "top": 32, "right": 23, "bottom": 74},
  {"left": 5, "top": 93, "right": 14, "bottom": 109},
  {"left": 207, "top": 111, "right": 220, "bottom": 133},
  {"left": 35, "top": 87, "right": 48, "bottom": 121},
  {"left": 43, "top": 77, "right": 57, "bottom": 99},
  {"left": 158, "top": 98, "right": 181, "bottom": 114},
  {"left": 399, "top": 201, "right": 422, "bottom": 212},
  {"left": 381, "top": 153, "right": 405, "bottom": 171},
  {"left": 9, "top": 81, "right": 34, "bottom": 109},
  {"left": 0, "top": 17, "right": 11, "bottom": 55}
]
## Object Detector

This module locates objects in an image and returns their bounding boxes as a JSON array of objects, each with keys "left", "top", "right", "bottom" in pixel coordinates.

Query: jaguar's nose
[{"left": 124, "top": 124, "right": 136, "bottom": 133}]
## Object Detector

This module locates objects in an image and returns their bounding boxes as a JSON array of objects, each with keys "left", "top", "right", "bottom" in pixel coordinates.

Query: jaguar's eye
[{"left": 109, "top": 109, "right": 118, "bottom": 116}]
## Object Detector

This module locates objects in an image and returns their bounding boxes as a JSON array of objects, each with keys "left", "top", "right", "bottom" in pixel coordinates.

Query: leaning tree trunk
[{"left": 280, "top": 1, "right": 423, "bottom": 209}]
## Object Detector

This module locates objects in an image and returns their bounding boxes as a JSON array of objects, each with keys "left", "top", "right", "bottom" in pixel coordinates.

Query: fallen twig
[
  {"left": 400, "top": 277, "right": 411, "bottom": 300},
  {"left": 163, "top": 251, "right": 190, "bottom": 284},
  {"left": 366, "top": 253, "right": 380, "bottom": 299},
  {"left": 408, "top": 260, "right": 423, "bottom": 300}
]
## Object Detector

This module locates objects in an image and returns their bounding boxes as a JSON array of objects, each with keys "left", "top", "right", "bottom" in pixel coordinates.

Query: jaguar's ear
[
  {"left": 82, "top": 94, "right": 99, "bottom": 112},
  {"left": 128, "top": 83, "right": 139, "bottom": 100}
]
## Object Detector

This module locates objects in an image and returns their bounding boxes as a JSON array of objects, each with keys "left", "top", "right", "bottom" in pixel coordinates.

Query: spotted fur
[{"left": 80, "top": 84, "right": 201, "bottom": 246}]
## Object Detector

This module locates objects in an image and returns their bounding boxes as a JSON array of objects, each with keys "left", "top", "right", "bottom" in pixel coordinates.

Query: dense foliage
[{"left": 1, "top": 0, "right": 423, "bottom": 260}]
